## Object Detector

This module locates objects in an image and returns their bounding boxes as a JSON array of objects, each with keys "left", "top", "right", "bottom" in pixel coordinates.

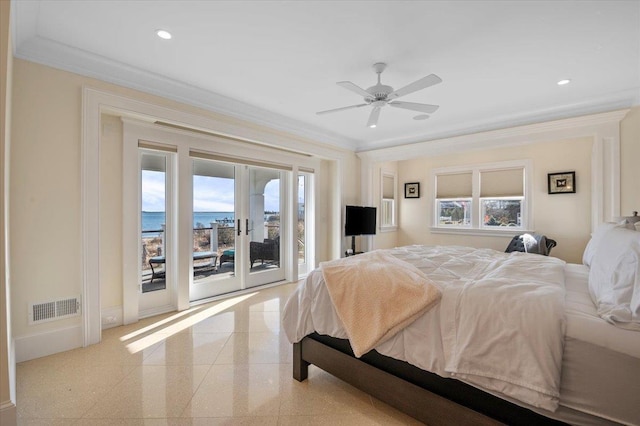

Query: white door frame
[{"left": 84, "top": 88, "right": 323, "bottom": 344}]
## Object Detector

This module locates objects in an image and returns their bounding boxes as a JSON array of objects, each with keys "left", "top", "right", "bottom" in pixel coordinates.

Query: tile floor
[{"left": 16, "top": 282, "right": 423, "bottom": 425}]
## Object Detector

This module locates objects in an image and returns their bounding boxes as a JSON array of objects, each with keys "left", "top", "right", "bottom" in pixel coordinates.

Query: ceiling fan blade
[
  {"left": 388, "top": 101, "right": 440, "bottom": 114},
  {"left": 388, "top": 74, "right": 442, "bottom": 99},
  {"left": 316, "top": 103, "right": 369, "bottom": 115},
  {"left": 337, "top": 81, "right": 375, "bottom": 100},
  {"left": 366, "top": 106, "right": 381, "bottom": 128}
]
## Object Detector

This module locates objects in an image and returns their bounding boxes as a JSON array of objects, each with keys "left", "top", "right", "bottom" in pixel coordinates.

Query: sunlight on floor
[{"left": 124, "top": 292, "right": 258, "bottom": 354}]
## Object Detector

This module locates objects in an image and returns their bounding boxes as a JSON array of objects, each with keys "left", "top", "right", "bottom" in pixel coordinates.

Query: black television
[
  {"left": 345, "top": 205, "right": 376, "bottom": 255},
  {"left": 345, "top": 205, "right": 377, "bottom": 236}
]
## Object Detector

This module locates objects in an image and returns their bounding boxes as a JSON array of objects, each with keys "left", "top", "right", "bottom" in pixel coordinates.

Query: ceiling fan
[{"left": 317, "top": 62, "right": 442, "bottom": 128}]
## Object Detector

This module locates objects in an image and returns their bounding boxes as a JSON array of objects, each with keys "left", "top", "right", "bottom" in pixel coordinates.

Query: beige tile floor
[{"left": 16, "top": 282, "right": 424, "bottom": 425}]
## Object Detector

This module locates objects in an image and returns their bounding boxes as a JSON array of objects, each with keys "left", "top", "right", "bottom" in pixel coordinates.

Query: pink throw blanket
[{"left": 321, "top": 250, "right": 441, "bottom": 357}]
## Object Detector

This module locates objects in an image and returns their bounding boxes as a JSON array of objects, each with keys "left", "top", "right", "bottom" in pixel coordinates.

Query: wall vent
[{"left": 29, "top": 296, "right": 81, "bottom": 324}]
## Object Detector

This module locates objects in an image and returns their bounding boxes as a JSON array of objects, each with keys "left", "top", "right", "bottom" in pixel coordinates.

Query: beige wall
[
  {"left": 397, "top": 137, "right": 593, "bottom": 263},
  {"left": 620, "top": 106, "right": 640, "bottom": 216},
  {"left": 1, "top": 0, "right": 16, "bottom": 422},
  {"left": 10, "top": 58, "right": 358, "bottom": 343},
  {"left": 10, "top": 60, "right": 84, "bottom": 337},
  {"left": 100, "top": 115, "right": 124, "bottom": 310}
]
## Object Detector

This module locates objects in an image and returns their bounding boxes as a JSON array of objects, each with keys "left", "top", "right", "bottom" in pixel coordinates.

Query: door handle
[
  {"left": 246, "top": 219, "right": 249, "bottom": 235},
  {"left": 237, "top": 219, "right": 241, "bottom": 236}
]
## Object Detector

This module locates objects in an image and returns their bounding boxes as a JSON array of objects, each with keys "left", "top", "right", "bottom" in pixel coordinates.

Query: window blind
[
  {"left": 436, "top": 172, "right": 472, "bottom": 198},
  {"left": 382, "top": 175, "right": 395, "bottom": 199},
  {"left": 480, "top": 168, "right": 524, "bottom": 197}
]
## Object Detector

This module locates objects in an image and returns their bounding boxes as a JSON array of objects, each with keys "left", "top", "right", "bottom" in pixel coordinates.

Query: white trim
[
  {"left": 380, "top": 169, "right": 397, "bottom": 230},
  {"left": 82, "top": 87, "right": 102, "bottom": 346},
  {"left": 431, "top": 160, "right": 531, "bottom": 232},
  {"left": 430, "top": 227, "right": 535, "bottom": 238},
  {"left": 357, "top": 109, "right": 630, "bottom": 162},
  {"left": 187, "top": 280, "right": 293, "bottom": 308},
  {"left": 121, "top": 120, "right": 142, "bottom": 325},
  {"left": 14, "top": 325, "right": 83, "bottom": 363},
  {"left": 139, "top": 304, "right": 176, "bottom": 320},
  {"left": 82, "top": 87, "right": 338, "bottom": 346},
  {"left": 15, "top": 34, "right": 359, "bottom": 151},
  {"left": 100, "top": 305, "right": 123, "bottom": 330}
]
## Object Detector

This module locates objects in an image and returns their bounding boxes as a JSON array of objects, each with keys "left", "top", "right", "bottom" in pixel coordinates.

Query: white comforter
[{"left": 282, "top": 245, "right": 567, "bottom": 411}]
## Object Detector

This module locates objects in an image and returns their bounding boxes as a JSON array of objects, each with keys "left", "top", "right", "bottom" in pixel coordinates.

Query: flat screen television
[{"left": 345, "top": 205, "right": 377, "bottom": 236}]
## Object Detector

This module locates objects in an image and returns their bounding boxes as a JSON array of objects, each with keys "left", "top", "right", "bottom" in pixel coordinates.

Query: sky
[{"left": 141, "top": 171, "right": 303, "bottom": 212}]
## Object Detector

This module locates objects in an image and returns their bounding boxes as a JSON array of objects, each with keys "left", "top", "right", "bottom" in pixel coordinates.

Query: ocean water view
[{"left": 142, "top": 211, "right": 235, "bottom": 232}]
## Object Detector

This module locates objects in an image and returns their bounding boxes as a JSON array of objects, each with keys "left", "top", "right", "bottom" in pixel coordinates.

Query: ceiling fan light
[
  {"left": 156, "top": 29, "right": 172, "bottom": 40},
  {"left": 369, "top": 124, "right": 377, "bottom": 128}
]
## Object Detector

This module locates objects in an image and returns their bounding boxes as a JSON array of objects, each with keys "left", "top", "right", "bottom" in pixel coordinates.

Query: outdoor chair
[{"left": 250, "top": 237, "right": 279, "bottom": 268}]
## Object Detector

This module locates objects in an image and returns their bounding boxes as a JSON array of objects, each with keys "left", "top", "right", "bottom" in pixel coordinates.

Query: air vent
[{"left": 29, "top": 296, "right": 81, "bottom": 324}]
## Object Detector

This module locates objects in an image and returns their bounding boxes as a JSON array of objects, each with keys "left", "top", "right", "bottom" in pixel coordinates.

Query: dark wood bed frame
[{"left": 293, "top": 333, "right": 568, "bottom": 426}]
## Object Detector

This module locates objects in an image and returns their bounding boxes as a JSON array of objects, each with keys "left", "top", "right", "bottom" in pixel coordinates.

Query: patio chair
[{"left": 250, "top": 237, "right": 279, "bottom": 268}]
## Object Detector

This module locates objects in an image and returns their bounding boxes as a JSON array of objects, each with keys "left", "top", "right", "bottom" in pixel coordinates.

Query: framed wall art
[
  {"left": 548, "top": 171, "right": 576, "bottom": 194},
  {"left": 404, "top": 182, "right": 420, "bottom": 198}
]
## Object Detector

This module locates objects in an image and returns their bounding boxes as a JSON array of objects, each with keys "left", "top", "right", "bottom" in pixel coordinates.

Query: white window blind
[
  {"left": 436, "top": 172, "right": 472, "bottom": 198},
  {"left": 382, "top": 175, "right": 395, "bottom": 199},
  {"left": 480, "top": 169, "right": 524, "bottom": 197}
]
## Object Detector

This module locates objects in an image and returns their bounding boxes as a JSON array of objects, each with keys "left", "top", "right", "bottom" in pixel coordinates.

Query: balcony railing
[{"left": 141, "top": 222, "right": 281, "bottom": 271}]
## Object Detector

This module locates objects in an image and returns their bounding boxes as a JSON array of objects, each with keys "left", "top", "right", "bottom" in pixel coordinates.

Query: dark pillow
[{"left": 505, "top": 234, "right": 556, "bottom": 256}]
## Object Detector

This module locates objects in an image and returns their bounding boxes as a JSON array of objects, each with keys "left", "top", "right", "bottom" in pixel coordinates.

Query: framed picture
[
  {"left": 548, "top": 171, "right": 576, "bottom": 194},
  {"left": 404, "top": 182, "right": 420, "bottom": 198}
]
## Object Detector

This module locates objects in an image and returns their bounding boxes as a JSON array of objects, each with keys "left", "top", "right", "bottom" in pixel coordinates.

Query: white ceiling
[{"left": 11, "top": 0, "right": 640, "bottom": 152}]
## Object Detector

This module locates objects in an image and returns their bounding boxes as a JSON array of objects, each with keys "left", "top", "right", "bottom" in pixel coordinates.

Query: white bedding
[{"left": 282, "top": 245, "right": 567, "bottom": 411}]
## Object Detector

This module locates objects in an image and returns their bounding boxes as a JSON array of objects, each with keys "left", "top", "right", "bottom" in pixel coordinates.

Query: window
[
  {"left": 480, "top": 168, "right": 524, "bottom": 228},
  {"left": 380, "top": 171, "right": 397, "bottom": 230},
  {"left": 435, "top": 172, "right": 472, "bottom": 227},
  {"left": 433, "top": 161, "right": 530, "bottom": 233}
]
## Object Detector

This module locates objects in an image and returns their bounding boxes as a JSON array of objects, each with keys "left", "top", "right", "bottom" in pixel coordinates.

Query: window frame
[
  {"left": 380, "top": 170, "right": 398, "bottom": 231},
  {"left": 431, "top": 160, "right": 533, "bottom": 236}
]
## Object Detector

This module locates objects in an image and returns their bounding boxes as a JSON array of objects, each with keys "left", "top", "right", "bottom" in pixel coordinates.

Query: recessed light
[
  {"left": 413, "top": 114, "right": 430, "bottom": 120},
  {"left": 156, "top": 29, "right": 172, "bottom": 40},
  {"left": 557, "top": 79, "right": 571, "bottom": 86}
]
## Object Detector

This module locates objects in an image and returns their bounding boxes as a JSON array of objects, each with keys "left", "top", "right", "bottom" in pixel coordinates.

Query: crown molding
[
  {"left": 357, "top": 109, "right": 631, "bottom": 162},
  {"left": 13, "top": 34, "right": 360, "bottom": 151},
  {"left": 357, "top": 90, "right": 639, "bottom": 152}
]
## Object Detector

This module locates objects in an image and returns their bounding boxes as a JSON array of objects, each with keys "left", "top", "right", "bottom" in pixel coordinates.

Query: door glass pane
[
  {"left": 298, "top": 175, "right": 306, "bottom": 265},
  {"left": 249, "top": 167, "right": 282, "bottom": 273},
  {"left": 141, "top": 154, "right": 167, "bottom": 292},
  {"left": 193, "top": 159, "right": 236, "bottom": 280}
]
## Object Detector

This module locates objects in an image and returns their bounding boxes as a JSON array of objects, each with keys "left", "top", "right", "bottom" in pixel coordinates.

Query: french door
[
  {"left": 139, "top": 149, "right": 176, "bottom": 316},
  {"left": 187, "top": 158, "right": 287, "bottom": 301},
  {"left": 124, "top": 119, "right": 314, "bottom": 323}
]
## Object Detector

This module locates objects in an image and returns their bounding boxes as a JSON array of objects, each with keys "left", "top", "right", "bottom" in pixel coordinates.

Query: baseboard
[
  {"left": 139, "top": 304, "right": 175, "bottom": 320},
  {"left": 0, "top": 400, "right": 16, "bottom": 426},
  {"left": 14, "top": 325, "right": 83, "bottom": 363},
  {"left": 101, "top": 305, "right": 123, "bottom": 330}
]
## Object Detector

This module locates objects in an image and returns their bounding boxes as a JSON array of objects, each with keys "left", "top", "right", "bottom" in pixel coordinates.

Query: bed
[{"left": 282, "top": 225, "right": 640, "bottom": 426}]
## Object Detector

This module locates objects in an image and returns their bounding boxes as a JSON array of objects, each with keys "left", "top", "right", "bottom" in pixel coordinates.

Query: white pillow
[
  {"left": 582, "top": 222, "right": 620, "bottom": 267},
  {"left": 588, "top": 227, "right": 640, "bottom": 330}
]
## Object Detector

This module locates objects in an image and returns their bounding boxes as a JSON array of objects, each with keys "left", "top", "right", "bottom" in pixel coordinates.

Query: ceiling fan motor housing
[{"left": 366, "top": 84, "right": 393, "bottom": 102}]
